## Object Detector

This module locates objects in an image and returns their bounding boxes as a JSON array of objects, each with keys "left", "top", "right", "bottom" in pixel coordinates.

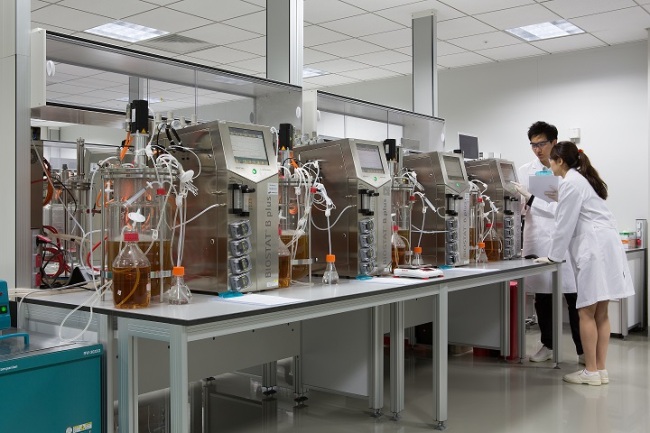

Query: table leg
[
  {"left": 501, "top": 281, "right": 510, "bottom": 358},
  {"left": 169, "top": 324, "right": 189, "bottom": 433},
  {"left": 118, "top": 318, "right": 137, "bottom": 433},
  {"left": 517, "top": 278, "right": 525, "bottom": 363},
  {"left": 552, "top": 264, "right": 562, "bottom": 368},
  {"left": 433, "top": 290, "right": 448, "bottom": 430},
  {"left": 369, "top": 306, "right": 384, "bottom": 417},
  {"left": 390, "top": 301, "right": 404, "bottom": 420}
]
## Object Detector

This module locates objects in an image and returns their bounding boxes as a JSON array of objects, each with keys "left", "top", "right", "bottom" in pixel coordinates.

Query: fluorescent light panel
[
  {"left": 85, "top": 21, "right": 168, "bottom": 43},
  {"left": 303, "top": 68, "right": 328, "bottom": 78},
  {"left": 506, "top": 20, "right": 584, "bottom": 42}
]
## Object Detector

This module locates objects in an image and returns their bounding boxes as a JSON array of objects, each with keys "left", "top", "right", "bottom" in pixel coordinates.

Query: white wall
[
  {"left": 322, "top": 41, "right": 649, "bottom": 231},
  {"left": 323, "top": 75, "right": 412, "bottom": 111}
]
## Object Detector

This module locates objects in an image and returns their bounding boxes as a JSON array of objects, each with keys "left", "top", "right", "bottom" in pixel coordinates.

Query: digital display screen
[
  {"left": 357, "top": 143, "right": 385, "bottom": 174},
  {"left": 443, "top": 155, "right": 465, "bottom": 181},
  {"left": 229, "top": 127, "right": 269, "bottom": 165},
  {"left": 500, "top": 162, "right": 516, "bottom": 183}
]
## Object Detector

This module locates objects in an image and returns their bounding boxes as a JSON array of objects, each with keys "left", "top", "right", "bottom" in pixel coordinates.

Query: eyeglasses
[{"left": 530, "top": 140, "right": 550, "bottom": 150}]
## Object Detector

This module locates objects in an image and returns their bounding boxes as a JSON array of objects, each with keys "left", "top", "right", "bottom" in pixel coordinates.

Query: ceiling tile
[
  {"left": 303, "top": 74, "right": 361, "bottom": 86},
  {"left": 138, "top": 0, "right": 178, "bottom": 4},
  {"left": 46, "top": 72, "right": 81, "bottom": 84},
  {"left": 127, "top": 7, "right": 212, "bottom": 33},
  {"left": 180, "top": 23, "right": 259, "bottom": 45},
  {"left": 59, "top": 0, "right": 156, "bottom": 19},
  {"left": 447, "top": 31, "right": 522, "bottom": 51},
  {"left": 476, "top": 4, "right": 562, "bottom": 30},
  {"left": 375, "top": 1, "right": 465, "bottom": 25},
  {"left": 571, "top": 7, "right": 650, "bottom": 32},
  {"left": 224, "top": 10, "right": 266, "bottom": 33},
  {"left": 242, "top": 0, "right": 265, "bottom": 7},
  {"left": 591, "top": 27, "right": 650, "bottom": 45},
  {"left": 225, "top": 57, "right": 266, "bottom": 74},
  {"left": 310, "top": 39, "right": 385, "bottom": 57},
  {"left": 477, "top": 43, "right": 546, "bottom": 61},
  {"left": 319, "top": 13, "right": 404, "bottom": 38},
  {"left": 58, "top": 95, "right": 111, "bottom": 105},
  {"left": 437, "top": 40, "right": 469, "bottom": 56},
  {"left": 31, "top": 1, "right": 49, "bottom": 11},
  {"left": 304, "top": 48, "right": 338, "bottom": 63},
  {"left": 303, "top": 0, "right": 365, "bottom": 24},
  {"left": 353, "top": 50, "right": 411, "bottom": 66},
  {"left": 47, "top": 82, "right": 96, "bottom": 95},
  {"left": 77, "top": 88, "right": 128, "bottom": 100},
  {"left": 305, "top": 58, "right": 370, "bottom": 73},
  {"left": 339, "top": 67, "right": 401, "bottom": 80},
  {"left": 304, "top": 26, "right": 350, "bottom": 47},
  {"left": 531, "top": 33, "right": 606, "bottom": 52},
  {"left": 227, "top": 37, "right": 266, "bottom": 56},
  {"left": 93, "top": 72, "right": 130, "bottom": 84},
  {"left": 32, "top": 5, "right": 110, "bottom": 32},
  {"left": 437, "top": 16, "right": 496, "bottom": 40},
  {"left": 31, "top": 21, "right": 74, "bottom": 34},
  {"left": 218, "top": 64, "right": 258, "bottom": 75},
  {"left": 437, "top": 51, "right": 493, "bottom": 68},
  {"left": 66, "top": 77, "right": 126, "bottom": 89},
  {"left": 339, "top": 0, "right": 421, "bottom": 12},
  {"left": 360, "top": 28, "right": 412, "bottom": 49},
  {"left": 186, "top": 46, "right": 259, "bottom": 63},
  {"left": 168, "top": 0, "right": 262, "bottom": 22},
  {"left": 438, "top": 0, "right": 535, "bottom": 15},
  {"left": 543, "top": 0, "right": 637, "bottom": 19},
  {"left": 375, "top": 61, "right": 412, "bottom": 74}
]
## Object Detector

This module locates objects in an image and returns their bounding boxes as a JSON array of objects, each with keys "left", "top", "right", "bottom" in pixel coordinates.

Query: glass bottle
[
  {"left": 112, "top": 231, "right": 151, "bottom": 309},
  {"left": 484, "top": 223, "right": 501, "bottom": 262},
  {"left": 168, "top": 266, "right": 191, "bottom": 305},
  {"left": 412, "top": 246, "right": 424, "bottom": 267},
  {"left": 476, "top": 242, "right": 488, "bottom": 264},
  {"left": 391, "top": 225, "right": 406, "bottom": 272},
  {"left": 322, "top": 254, "right": 339, "bottom": 285},
  {"left": 278, "top": 236, "right": 292, "bottom": 288}
]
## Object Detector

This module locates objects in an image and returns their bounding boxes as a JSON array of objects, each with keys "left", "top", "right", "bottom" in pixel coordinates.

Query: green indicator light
[
  {"left": 456, "top": 183, "right": 460, "bottom": 187},
  {"left": 373, "top": 176, "right": 378, "bottom": 181},
  {"left": 0, "top": 306, "right": 7, "bottom": 313},
  {"left": 252, "top": 169, "right": 257, "bottom": 174}
]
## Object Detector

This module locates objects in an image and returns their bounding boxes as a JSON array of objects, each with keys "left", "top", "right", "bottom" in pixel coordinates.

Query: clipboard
[{"left": 529, "top": 175, "right": 559, "bottom": 203}]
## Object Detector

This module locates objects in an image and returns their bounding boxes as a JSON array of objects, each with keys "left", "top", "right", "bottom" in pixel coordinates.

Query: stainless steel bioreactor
[
  {"left": 172, "top": 120, "right": 279, "bottom": 293},
  {"left": 293, "top": 139, "right": 392, "bottom": 278},
  {"left": 465, "top": 158, "right": 522, "bottom": 260},
  {"left": 403, "top": 151, "right": 471, "bottom": 266}
]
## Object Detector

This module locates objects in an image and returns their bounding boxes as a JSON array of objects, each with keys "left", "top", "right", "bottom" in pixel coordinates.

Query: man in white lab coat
[{"left": 517, "top": 121, "right": 583, "bottom": 363}]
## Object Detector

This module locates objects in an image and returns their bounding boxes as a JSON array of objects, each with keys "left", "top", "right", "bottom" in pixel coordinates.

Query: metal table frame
[{"left": 19, "top": 260, "right": 561, "bottom": 432}]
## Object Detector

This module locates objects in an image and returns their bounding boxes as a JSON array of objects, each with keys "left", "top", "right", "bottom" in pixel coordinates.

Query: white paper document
[
  {"left": 218, "top": 293, "right": 304, "bottom": 306},
  {"left": 528, "top": 175, "right": 559, "bottom": 203}
]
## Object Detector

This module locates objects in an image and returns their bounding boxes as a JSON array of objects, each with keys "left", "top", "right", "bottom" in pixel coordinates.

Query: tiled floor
[{"left": 143, "top": 327, "right": 650, "bottom": 432}]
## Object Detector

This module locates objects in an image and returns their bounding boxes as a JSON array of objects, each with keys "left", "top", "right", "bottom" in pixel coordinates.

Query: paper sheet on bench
[{"left": 219, "top": 293, "right": 304, "bottom": 306}]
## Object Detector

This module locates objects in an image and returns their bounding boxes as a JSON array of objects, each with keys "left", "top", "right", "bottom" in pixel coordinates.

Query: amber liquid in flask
[{"left": 112, "top": 264, "right": 152, "bottom": 309}]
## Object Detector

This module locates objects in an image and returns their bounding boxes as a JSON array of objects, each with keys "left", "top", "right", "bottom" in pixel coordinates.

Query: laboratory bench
[{"left": 17, "top": 259, "right": 562, "bottom": 433}]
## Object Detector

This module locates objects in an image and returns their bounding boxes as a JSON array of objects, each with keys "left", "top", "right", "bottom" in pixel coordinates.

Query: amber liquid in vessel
[
  {"left": 485, "top": 239, "right": 501, "bottom": 262},
  {"left": 112, "top": 265, "right": 151, "bottom": 309},
  {"left": 107, "top": 240, "right": 172, "bottom": 300},
  {"left": 281, "top": 234, "right": 310, "bottom": 280},
  {"left": 279, "top": 254, "right": 291, "bottom": 288}
]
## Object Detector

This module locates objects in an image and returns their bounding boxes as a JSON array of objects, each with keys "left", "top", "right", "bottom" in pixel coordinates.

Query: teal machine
[{"left": 0, "top": 280, "right": 103, "bottom": 433}]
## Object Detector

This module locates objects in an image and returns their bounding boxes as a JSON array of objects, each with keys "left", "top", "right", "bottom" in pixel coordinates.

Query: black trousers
[{"left": 535, "top": 292, "right": 583, "bottom": 354}]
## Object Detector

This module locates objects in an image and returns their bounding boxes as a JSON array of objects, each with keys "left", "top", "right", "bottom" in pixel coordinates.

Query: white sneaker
[
  {"left": 563, "top": 369, "right": 602, "bottom": 386},
  {"left": 578, "top": 354, "right": 585, "bottom": 365},
  {"left": 529, "top": 345, "right": 553, "bottom": 362},
  {"left": 599, "top": 369, "right": 609, "bottom": 384}
]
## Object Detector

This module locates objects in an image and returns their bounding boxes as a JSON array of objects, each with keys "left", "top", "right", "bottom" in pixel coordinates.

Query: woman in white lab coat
[{"left": 534, "top": 141, "right": 634, "bottom": 386}]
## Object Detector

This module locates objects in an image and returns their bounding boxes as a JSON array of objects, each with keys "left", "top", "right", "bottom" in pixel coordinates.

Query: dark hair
[
  {"left": 550, "top": 141, "right": 608, "bottom": 200},
  {"left": 527, "top": 121, "right": 558, "bottom": 141}
]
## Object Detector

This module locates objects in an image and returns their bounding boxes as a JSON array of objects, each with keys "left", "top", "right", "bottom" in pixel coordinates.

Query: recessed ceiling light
[
  {"left": 303, "top": 68, "right": 328, "bottom": 78},
  {"left": 505, "top": 20, "right": 584, "bottom": 42},
  {"left": 85, "top": 21, "right": 168, "bottom": 43}
]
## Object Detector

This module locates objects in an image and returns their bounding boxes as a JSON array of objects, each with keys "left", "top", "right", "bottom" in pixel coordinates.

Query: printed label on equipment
[
  {"left": 267, "top": 280, "right": 279, "bottom": 288},
  {"left": 71, "top": 422, "right": 93, "bottom": 432},
  {"left": 267, "top": 183, "right": 278, "bottom": 195}
]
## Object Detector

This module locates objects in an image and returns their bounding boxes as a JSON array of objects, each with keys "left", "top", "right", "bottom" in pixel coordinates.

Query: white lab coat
[
  {"left": 546, "top": 169, "right": 634, "bottom": 309},
  {"left": 518, "top": 159, "right": 576, "bottom": 294}
]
